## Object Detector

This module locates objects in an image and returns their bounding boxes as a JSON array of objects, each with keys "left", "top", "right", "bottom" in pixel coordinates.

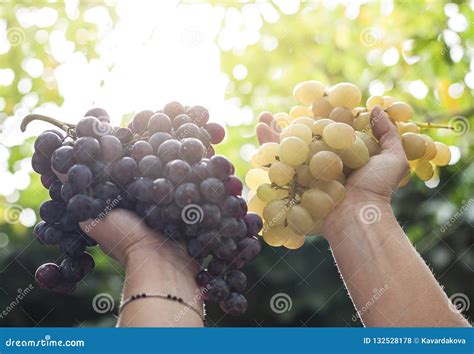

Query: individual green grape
[
  {"left": 257, "top": 183, "right": 289, "bottom": 202},
  {"left": 293, "top": 116, "right": 316, "bottom": 129},
  {"left": 280, "top": 123, "right": 312, "bottom": 144},
  {"left": 245, "top": 168, "right": 270, "bottom": 190},
  {"left": 293, "top": 80, "right": 326, "bottom": 106},
  {"left": 329, "top": 107, "right": 354, "bottom": 125},
  {"left": 356, "top": 131, "right": 380, "bottom": 157},
  {"left": 386, "top": 102, "right": 413, "bottom": 121},
  {"left": 431, "top": 142, "right": 451, "bottom": 166},
  {"left": 366, "top": 95, "right": 384, "bottom": 111},
  {"left": 247, "top": 193, "right": 266, "bottom": 217},
  {"left": 353, "top": 112, "right": 371, "bottom": 132},
  {"left": 263, "top": 199, "right": 288, "bottom": 226},
  {"left": 312, "top": 180, "right": 346, "bottom": 206},
  {"left": 309, "top": 151, "right": 343, "bottom": 181},
  {"left": 415, "top": 159, "right": 434, "bottom": 181},
  {"left": 301, "top": 188, "right": 334, "bottom": 220},
  {"left": 254, "top": 142, "right": 279, "bottom": 167},
  {"left": 326, "top": 82, "right": 362, "bottom": 109},
  {"left": 268, "top": 161, "right": 295, "bottom": 186},
  {"left": 262, "top": 225, "right": 291, "bottom": 247},
  {"left": 401, "top": 133, "right": 426, "bottom": 160},
  {"left": 312, "top": 97, "right": 334, "bottom": 118},
  {"left": 336, "top": 137, "right": 370, "bottom": 169},
  {"left": 283, "top": 230, "right": 305, "bottom": 250},
  {"left": 289, "top": 106, "right": 313, "bottom": 120},
  {"left": 287, "top": 205, "right": 314, "bottom": 235},
  {"left": 295, "top": 164, "right": 315, "bottom": 187},
  {"left": 323, "top": 122, "right": 356, "bottom": 149},
  {"left": 278, "top": 137, "right": 309, "bottom": 166},
  {"left": 420, "top": 134, "right": 437, "bottom": 160},
  {"left": 312, "top": 118, "right": 335, "bottom": 136}
]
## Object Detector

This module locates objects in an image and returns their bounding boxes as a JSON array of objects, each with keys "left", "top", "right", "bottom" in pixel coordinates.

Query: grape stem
[
  {"left": 21, "top": 114, "right": 77, "bottom": 138},
  {"left": 410, "top": 121, "right": 454, "bottom": 130}
]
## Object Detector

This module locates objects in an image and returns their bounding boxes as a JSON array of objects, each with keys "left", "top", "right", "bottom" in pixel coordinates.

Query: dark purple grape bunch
[{"left": 29, "top": 102, "right": 262, "bottom": 316}]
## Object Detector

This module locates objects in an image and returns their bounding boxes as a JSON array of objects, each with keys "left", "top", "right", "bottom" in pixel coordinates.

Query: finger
[
  {"left": 258, "top": 111, "right": 274, "bottom": 126},
  {"left": 370, "top": 106, "right": 404, "bottom": 155},
  {"left": 79, "top": 208, "right": 149, "bottom": 244},
  {"left": 256, "top": 123, "right": 279, "bottom": 145}
]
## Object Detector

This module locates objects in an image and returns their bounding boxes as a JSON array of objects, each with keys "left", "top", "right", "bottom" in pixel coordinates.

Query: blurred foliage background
[{"left": 0, "top": 0, "right": 472, "bottom": 327}]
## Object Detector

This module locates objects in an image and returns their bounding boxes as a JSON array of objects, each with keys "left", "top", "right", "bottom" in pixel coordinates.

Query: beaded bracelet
[{"left": 119, "top": 293, "right": 205, "bottom": 322}]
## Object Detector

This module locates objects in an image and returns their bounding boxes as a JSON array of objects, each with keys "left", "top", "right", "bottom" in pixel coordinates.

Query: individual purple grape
[
  {"left": 78, "top": 252, "right": 95, "bottom": 275},
  {"left": 138, "top": 155, "right": 163, "bottom": 178},
  {"left": 143, "top": 205, "right": 165, "bottom": 230},
  {"left": 51, "top": 146, "right": 76, "bottom": 174},
  {"left": 163, "top": 223, "right": 184, "bottom": 240},
  {"left": 173, "top": 114, "right": 193, "bottom": 129},
  {"left": 235, "top": 196, "right": 247, "bottom": 218},
  {"left": 163, "top": 160, "right": 191, "bottom": 185},
  {"left": 175, "top": 123, "right": 201, "bottom": 140},
  {"left": 73, "top": 137, "right": 100, "bottom": 165},
  {"left": 45, "top": 129, "right": 65, "bottom": 140},
  {"left": 200, "top": 203, "right": 221, "bottom": 228},
  {"left": 208, "top": 259, "right": 227, "bottom": 276},
  {"left": 163, "top": 101, "right": 185, "bottom": 120},
  {"left": 174, "top": 183, "right": 201, "bottom": 208},
  {"left": 151, "top": 178, "right": 174, "bottom": 205},
  {"left": 34, "top": 131, "right": 63, "bottom": 158},
  {"left": 67, "top": 194, "right": 95, "bottom": 222},
  {"left": 40, "top": 200, "right": 65, "bottom": 223},
  {"left": 76, "top": 116, "right": 107, "bottom": 138},
  {"left": 89, "top": 160, "right": 111, "bottom": 184},
  {"left": 67, "top": 164, "right": 93, "bottom": 193},
  {"left": 40, "top": 171, "right": 58, "bottom": 189},
  {"left": 179, "top": 138, "right": 206, "bottom": 164},
  {"left": 132, "top": 141, "right": 153, "bottom": 161},
  {"left": 225, "top": 270, "right": 247, "bottom": 292},
  {"left": 235, "top": 236, "right": 261, "bottom": 265},
  {"left": 114, "top": 127, "right": 134, "bottom": 144},
  {"left": 225, "top": 176, "right": 243, "bottom": 196},
  {"left": 93, "top": 182, "right": 120, "bottom": 204},
  {"left": 200, "top": 178, "right": 225, "bottom": 203},
  {"left": 197, "top": 230, "right": 220, "bottom": 251},
  {"left": 35, "top": 263, "right": 61, "bottom": 289},
  {"left": 99, "top": 135, "right": 123, "bottom": 162},
  {"left": 214, "top": 238, "right": 237, "bottom": 261},
  {"left": 191, "top": 160, "right": 210, "bottom": 182},
  {"left": 60, "top": 235, "right": 87, "bottom": 258},
  {"left": 196, "top": 270, "right": 213, "bottom": 287},
  {"left": 243, "top": 213, "right": 263, "bottom": 236},
  {"left": 161, "top": 203, "right": 182, "bottom": 224},
  {"left": 61, "top": 183, "right": 74, "bottom": 203},
  {"left": 48, "top": 180, "right": 63, "bottom": 201},
  {"left": 113, "top": 157, "right": 138, "bottom": 185},
  {"left": 217, "top": 217, "right": 239, "bottom": 238},
  {"left": 208, "top": 155, "right": 232, "bottom": 181},
  {"left": 149, "top": 132, "right": 173, "bottom": 153},
  {"left": 44, "top": 225, "right": 63, "bottom": 245},
  {"left": 204, "top": 122, "right": 225, "bottom": 144},
  {"left": 32, "top": 152, "right": 52, "bottom": 175},
  {"left": 132, "top": 110, "right": 154, "bottom": 134},
  {"left": 186, "top": 105, "right": 209, "bottom": 127},
  {"left": 33, "top": 221, "right": 48, "bottom": 244},
  {"left": 60, "top": 257, "right": 83, "bottom": 282},
  {"left": 84, "top": 107, "right": 110, "bottom": 122},
  {"left": 157, "top": 140, "right": 181, "bottom": 164},
  {"left": 148, "top": 113, "right": 172, "bottom": 134},
  {"left": 234, "top": 219, "right": 247, "bottom": 240},
  {"left": 199, "top": 127, "right": 212, "bottom": 147},
  {"left": 220, "top": 292, "right": 247, "bottom": 316},
  {"left": 220, "top": 196, "right": 240, "bottom": 217},
  {"left": 205, "top": 278, "right": 229, "bottom": 302},
  {"left": 130, "top": 177, "right": 154, "bottom": 202}
]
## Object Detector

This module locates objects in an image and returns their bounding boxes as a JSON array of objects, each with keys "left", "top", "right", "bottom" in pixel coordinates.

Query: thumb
[{"left": 370, "top": 105, "right": 404, "bottom": 155}]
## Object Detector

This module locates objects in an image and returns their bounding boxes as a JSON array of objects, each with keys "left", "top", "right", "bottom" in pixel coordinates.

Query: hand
[{"left": 255, "top": 106, "right": 409, "bottom": 233}]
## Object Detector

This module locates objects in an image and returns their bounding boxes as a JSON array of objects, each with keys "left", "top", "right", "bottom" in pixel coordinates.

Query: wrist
[{"left": 323, "top": 191, "right": 394, "bottom": 244}]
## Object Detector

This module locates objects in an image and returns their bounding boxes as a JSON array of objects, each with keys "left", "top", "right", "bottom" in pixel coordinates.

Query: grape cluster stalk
[
  {"left": 246, "top": 80, "right": 457, "bottom": 249},
  {"left": 26, "top": 102, "right": 263, "bottom": 316}
]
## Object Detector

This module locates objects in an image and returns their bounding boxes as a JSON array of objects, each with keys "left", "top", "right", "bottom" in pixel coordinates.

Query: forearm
[
  {"left": 118, "top": 246, "right": 204, "bottom": 327},
  {"left": 324, "top": 197, "right": 470, "bottom": 327}
]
